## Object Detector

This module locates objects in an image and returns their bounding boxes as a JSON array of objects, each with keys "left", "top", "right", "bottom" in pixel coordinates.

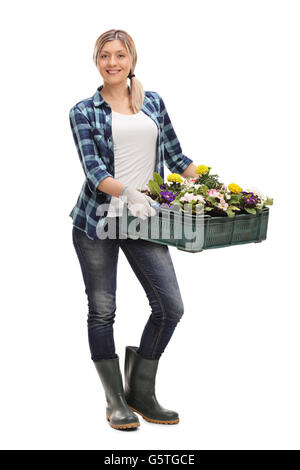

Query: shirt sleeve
[
  {"left": 69, "top": 105, "right": 112, "bottom": 193},
  {"left": 158, "top": 94, "right": 193, "bottom": 174}
]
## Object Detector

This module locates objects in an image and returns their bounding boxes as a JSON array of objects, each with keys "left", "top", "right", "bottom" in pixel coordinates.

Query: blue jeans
[{"left": 72, "top": 216, "right": 185, "bottom": 361}]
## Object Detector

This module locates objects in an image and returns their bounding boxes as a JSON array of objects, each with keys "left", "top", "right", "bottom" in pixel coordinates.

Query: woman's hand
[{"left": 120, "top": 187, "right": 157, "bottom": 219}]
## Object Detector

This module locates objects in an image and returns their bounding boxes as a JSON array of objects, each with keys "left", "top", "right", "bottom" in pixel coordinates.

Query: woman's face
[{"left": 97, "top": 39, "right": 131, "bottom": 85}]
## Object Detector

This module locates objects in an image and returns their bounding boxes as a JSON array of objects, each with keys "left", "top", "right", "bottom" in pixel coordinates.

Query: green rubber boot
[
  {"left": 94, "top": 355, "right": 140, "bottom": 430},
  {"left": 124, "top": 346, "right": 179, "bottom": 424}
]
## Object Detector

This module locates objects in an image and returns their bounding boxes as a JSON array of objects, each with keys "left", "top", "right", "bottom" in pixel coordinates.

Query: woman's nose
[{"left": 108, "top": 57, "right": 118, "bottom": 65}]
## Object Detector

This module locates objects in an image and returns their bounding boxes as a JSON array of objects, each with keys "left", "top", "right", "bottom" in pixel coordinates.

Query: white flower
[
  {"left": 179, "top": 192, "right": 192, "bottom": 202},
  {"left": 194, "top": 194, "right": 205, "bottom": 203},
  {"left": 180, "top": 192, "right": 205, "bottom": 204}
]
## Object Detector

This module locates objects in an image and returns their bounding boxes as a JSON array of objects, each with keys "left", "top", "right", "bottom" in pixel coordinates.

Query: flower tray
[{"left": 120, "top": 205, "right": 269, "bottom": 253}]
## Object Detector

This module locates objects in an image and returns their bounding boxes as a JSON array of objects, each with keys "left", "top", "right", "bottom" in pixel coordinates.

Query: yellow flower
[
  {"left": 228, "top": 183, "right": 242, "bottom": 194},
  {"left": 195, "top": 165, "right": 209, "bottom": 175},
  {"left": 167, "top": 173, "right": 183, "bottom": 183}
]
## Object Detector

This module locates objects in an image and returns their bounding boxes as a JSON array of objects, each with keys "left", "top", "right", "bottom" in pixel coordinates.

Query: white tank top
[{"left": 106, "top": 109, "right": 158, "bottom": 217}]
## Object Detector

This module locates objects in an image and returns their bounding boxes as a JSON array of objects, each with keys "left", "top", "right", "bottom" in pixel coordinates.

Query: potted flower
[{"left": 121, "top": 165, "right": 273, "bottom": 253}]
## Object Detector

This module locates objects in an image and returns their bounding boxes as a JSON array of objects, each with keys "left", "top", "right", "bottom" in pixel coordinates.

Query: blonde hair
[{"left": 93, "top": 29, "right": 144, "bottom": 114}]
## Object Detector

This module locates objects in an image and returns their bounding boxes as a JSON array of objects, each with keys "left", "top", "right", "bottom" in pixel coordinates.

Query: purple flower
[
  {"left": 160, "top": 190, "right": 177, "bottom": 207},
  {"left": 241, "top": 191, "right": 261, "bottom": 207}
]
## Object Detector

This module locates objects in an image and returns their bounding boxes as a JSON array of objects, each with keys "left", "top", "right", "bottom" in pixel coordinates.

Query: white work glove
[{"left": 120, "top": 186, "right": 158, "bottom": 220}]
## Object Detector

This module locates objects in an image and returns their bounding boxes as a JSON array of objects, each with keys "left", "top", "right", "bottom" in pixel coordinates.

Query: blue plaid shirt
[{"left": 69, "top": 84, "right": 193, "bottom": 240}]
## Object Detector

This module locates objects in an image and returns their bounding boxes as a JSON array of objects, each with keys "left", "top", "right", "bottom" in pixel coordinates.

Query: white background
[{"left": 0, "top": 0, "right": 299, "bottom": 450}]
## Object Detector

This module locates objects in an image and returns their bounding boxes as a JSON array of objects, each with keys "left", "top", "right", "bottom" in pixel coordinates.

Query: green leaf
[
  {"left": 264, "top": 197, "right": 273, "bottom": 206},
  {"left": 148, "top": 180, "right": 161, "bottom": 196},
  {"left": 245, "top": 207, "right": 257, "bottom": 215},
  {"left": 229, "top": 195, "right": 240, "bottom": 204},
  {"left": 226, "top": 209, "right": 235, "bottom": 218},
  {"left": 153, "top": 172, "right": 163, "bottom": 186}
]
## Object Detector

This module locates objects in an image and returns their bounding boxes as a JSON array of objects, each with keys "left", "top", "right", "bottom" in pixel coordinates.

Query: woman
[{"left": 69, "top": 29, "right": 198, "bottom": 430}]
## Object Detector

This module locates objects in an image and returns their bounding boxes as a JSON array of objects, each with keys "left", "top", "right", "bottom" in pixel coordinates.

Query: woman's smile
[{"left": 106, "top": 69, "right": 121, "bottom": 75}]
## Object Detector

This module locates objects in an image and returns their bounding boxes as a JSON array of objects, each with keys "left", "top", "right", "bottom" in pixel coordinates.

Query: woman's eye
[{"left": 100, "top": 54, "right": 125, "bottom": 59}]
